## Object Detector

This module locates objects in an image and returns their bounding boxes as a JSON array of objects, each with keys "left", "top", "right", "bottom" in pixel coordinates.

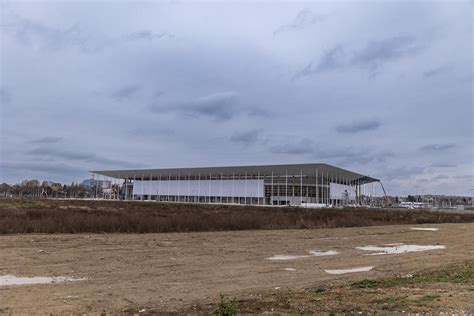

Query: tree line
[{"left": 0, "top": 180, "right": 94, "bottom": 198}]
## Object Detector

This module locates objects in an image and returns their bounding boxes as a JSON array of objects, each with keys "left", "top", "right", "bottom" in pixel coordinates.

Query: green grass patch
[
  {"left": 414, "top": 294, "right": 440, "bottom": 303},
  {"left": 351, "top": 278, "right": 402, "bottom": 289},
  {"left": 211, "top": 295, "right": 237, "bottom": 316},
  {"left": 0, "top": 200, "right": 50, "bottom": 209},
  {"left": 373, "top": 295, "right": 408, "bottom": 310},
  {"left": 314, "top": 288, "right": 327, "bottom": 293},
  {"left": 351, "top": 262, "right": 474, "bottom": 289}
]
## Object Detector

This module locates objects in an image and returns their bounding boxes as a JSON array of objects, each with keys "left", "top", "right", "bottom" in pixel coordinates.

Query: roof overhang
[{"left": 91, "top": 163, "right": 379, "bottom": 184}]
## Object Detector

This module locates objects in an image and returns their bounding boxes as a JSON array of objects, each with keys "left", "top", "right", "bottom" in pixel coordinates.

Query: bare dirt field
[{"left": 1, "top": 223, "right": 473, "bottom": 314}]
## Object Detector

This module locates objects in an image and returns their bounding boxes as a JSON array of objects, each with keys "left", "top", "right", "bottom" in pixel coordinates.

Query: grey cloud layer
[
  {"left": 4, "top": 13, "right": 102, "bottom": 52},
  {"left": 336, "top": 119, "right": 381, "bottom": 134},
  {"left": 419, "top": 143, "right": 456, "bottom": 152},
  {"left": 270, "top": 138, "right": 394, "bottom": 166},
  {"left": 151, "top": 92, "right": 269, "bottom": 121},
  {"left": 126, "top": 30, "right": 173, "bottom": 41},
  {"left": 295, "top": 36, "right": 422, "bottom": 78},
  {"left": 0, "top": 87, "right": 11, "bottom": 104},
  {"left": 1, "top": 1, "right": 471, "bottom": 195},
  {"left": 29, "top": 137, "right": 62, "bottom": 144},
  {"left": 112, "top": 84, "right": 141, "bottom": 102},
  {"left": 274, "top": 9, "right": 326, "bottom": 35},
  {"left": 230, "top": 129, "right": 262, "bottom": 144},
  {"left": 26, "top": 147, "right": 140, "bottom": 168}
]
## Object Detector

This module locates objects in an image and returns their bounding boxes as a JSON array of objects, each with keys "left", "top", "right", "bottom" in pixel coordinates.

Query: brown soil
[{"left": 1, "top": 223, "right": 473, "bottom": 314}]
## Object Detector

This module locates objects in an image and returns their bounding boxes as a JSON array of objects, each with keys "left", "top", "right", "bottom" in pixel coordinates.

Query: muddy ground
[{"left": 1, "top": 223, "right": 473, "bottom": 314}]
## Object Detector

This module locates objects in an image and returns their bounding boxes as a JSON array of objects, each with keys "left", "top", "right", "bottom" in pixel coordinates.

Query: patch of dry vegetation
[
  {"left": 0, "top": 198, "right": 473, "bottom": 234},
  {"left": 196, "top": 261, "right": 474, "bottom": 314}
]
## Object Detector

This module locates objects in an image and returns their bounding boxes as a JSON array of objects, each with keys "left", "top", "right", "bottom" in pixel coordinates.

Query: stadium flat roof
[{"left": 92, "top": 163, "right": 379, "bottom": 184}]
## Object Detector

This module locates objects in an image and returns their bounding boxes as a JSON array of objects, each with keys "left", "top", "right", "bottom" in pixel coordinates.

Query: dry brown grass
[{"left": 0, "top": 198, "right": 473, "bottom": 234}]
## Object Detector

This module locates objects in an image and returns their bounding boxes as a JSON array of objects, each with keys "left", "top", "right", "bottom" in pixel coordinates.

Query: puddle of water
[
  {"left": 383, "top": 243, "right": 404, "bottom": 246},
  {"left": 325, "top": 266, "right": 373, "bottom": 274},
  {"left": 410, "top": 227, "right": 439, "bottom": 231},
  {"left": 309, "top": 250, "right": 338, "bottom": 256},
  {"left": 284, "top": 268, "right": 296, "bottom": 271},
  {"left": 266, "top": 255, "right": 309, "bottom": 260},
  {"left": 357, "top": 244, "right": 445, "bottom": 255},
  {"left": 0, "top": 275, "right": 85, "bottom": 286}
]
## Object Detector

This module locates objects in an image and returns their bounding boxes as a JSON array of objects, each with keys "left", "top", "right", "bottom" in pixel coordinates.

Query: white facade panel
[
  {"left": 133, "top": 179, "right": 264, "bottom": 198},
  {"left": 329, "top": 183, "right": 356, "bottom": 200}
]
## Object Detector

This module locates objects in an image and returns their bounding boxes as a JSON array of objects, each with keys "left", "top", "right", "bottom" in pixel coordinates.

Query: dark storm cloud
[
  {"left": 126, "top": 30, "right": 173, "bottom": 41},
  {"left": 229, "top": 129, "right": 262, "bottom": 145},
  {"left": 423, "top": 65, "right": 450, "bottom": 78},
  {"left": 336, "top": 119, "right": 381, "bottom": 134},
  {"left": 111, "top": 84, "right": 141, "bottom": 102},
  {"left": 29, "top": 137, "right": 62, "bottom": 144},
  {"left": 0, "top": 86, "right": 11, "bottom": 104},
  {"left": 26, "top": 147, "right": 140, "bottom": 168},
  {"left": 274, "top": 9, "right": 326, "bottom": 35},
  {"left": 419, "top": 143, "right": 456, "bottom": 152}
]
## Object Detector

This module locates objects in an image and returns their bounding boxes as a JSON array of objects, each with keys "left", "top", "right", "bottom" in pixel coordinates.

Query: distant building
[
  {"left": 82, "top": 179, "right": 111, "bottom": 190},
  {"left": 50, "top": 183, "right": 63, "bottom": 192},
  {"left": 91, "top": 163, "right": 381, "bottom": 206}
]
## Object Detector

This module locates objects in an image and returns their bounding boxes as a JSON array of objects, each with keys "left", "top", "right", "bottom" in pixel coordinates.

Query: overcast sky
[{"left": 0, "top": 1, "right": 472, "bottom": 196}]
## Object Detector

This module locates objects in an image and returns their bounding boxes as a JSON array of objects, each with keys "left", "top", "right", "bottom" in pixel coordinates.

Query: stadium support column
[
  {"left": 315, "top": 169, "right": 319, "bottom": 204},
  {"left": 177, "top": 172, "right": 180, "bottom": 203},
  {"left": 187, "top": 173, "right": 190, "bottom": 203},
  {"left": 356, "top": 179, "right": 360, "bottom": 205},
  {"left": 125, "top": 177, "right": 128, "bottom": 201},
  {"left": 133, "top": 174, "right": 136, "bottom": 201},
  {"left": 244, "top": 171, "right": 247, "bottom": 205},
  {"left": 220, "top": 172, "right": 223, "bottom": 204},
  {"left": 232, "top": 172, "right": 235, "bottom": 204},
  {"left": 325, "top": 172, "right": 328, "bottom": 206},
  {"left": 331, "top": 173, "right": 334, "bottom": 207},
  {"left": 158, "top": 174, "right": 161, "bottom": 202},
  {"left": 285, "top": 169, "right": 288, "bottom": 206},
  {"left": 257, "top": 170, "right": 260, "bottom": 205},
  {"left": 343, "top": 176, "right": 346, "bottom": 206},
  {"left": 149, "top": 174, "right": 152, "bottom": 201},
  {"left": 167, "top": 174, "right": 170, "bottom": 202},
  {"left": 300, "top": 169, "right": 303, "bottom": 206},
  {"left": 208, "top": 172, "right": 212, "bottom": 203},
  {"left": 198, "top": 173, "right": 201, "bottom": 203},
  {"left": 115, "top": 175, "right": 120, "bottom": 200},
  {"left": 141, "top": 174, "right": 144, "bottom": 201},
  {"left": 323, "top": 172, "right": 326, "bottom": 206},
  {"left": 306, "top": 172, "right": 309, "bottom": 204},
  {"left": 271, "top": 170, "right": 274, "bottom": 206}
]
